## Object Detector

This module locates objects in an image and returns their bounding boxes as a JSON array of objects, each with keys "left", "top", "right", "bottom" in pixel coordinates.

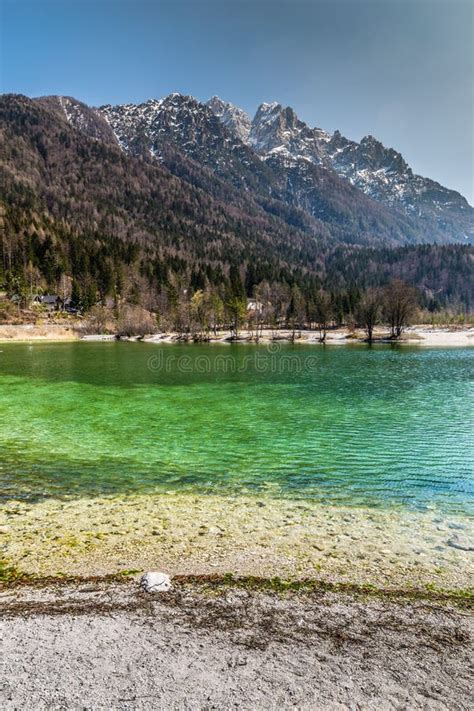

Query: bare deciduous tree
[
  {"left": 117, "top": 305, "right": 157, "bottom": 338},
  {"left": 287, "top": 284, "right": 306, "bottom": 342},
  {"left": 357, "top": 288, "right": 382, "bottom": 343},
  {"left": 383, "top": 280, "right": 418, "bottom": 338},
  {"left": 314, "top": 290, "right": 333, "bottom": 342}
]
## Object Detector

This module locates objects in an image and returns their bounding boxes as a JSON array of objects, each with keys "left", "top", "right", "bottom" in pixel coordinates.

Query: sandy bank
[
  {"left": 111, "top": 325, "right": 474, "bottom": 347},
  {"left": 1, "top": 578, "right": 472, "bottom": 710},
  {"left": 402, "top": 325, "right": 474, "bottom": 347},
  {"left": 0, "top": 323, "right": 79, "bottom": 342}
]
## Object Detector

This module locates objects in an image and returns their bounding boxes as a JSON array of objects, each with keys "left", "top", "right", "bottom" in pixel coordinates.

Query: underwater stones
[
  {"left": 140, "top": 571, "right": 172, "bottom": 593},
  {"left": 447, "top": 535, "right": 474, "bottom": 552}
]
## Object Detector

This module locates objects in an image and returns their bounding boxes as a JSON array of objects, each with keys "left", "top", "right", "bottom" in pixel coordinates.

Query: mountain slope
[
  {"left": 206, "top": 96, "right": 251, "bottom": 143},
  {"left": 242, "top": 101, "right": 473, "bottom": 243},
  {"left": 1, "top": 94, "right": 332, "bottom": 294},
  {"left": 53, "top": 93, "right": 448, "bottom": 247},
  {"left": 1, "top": 93, "right": 472, "bottom": 311}
]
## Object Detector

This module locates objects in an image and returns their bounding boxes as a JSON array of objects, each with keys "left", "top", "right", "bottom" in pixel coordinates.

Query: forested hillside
[{"left": 1, "top": 93, "right": 473, "bottom": 319}]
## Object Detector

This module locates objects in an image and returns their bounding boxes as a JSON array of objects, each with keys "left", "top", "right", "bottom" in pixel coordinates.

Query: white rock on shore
[{"left": 140, "top": 571, "right": 172, "bottom": 593}]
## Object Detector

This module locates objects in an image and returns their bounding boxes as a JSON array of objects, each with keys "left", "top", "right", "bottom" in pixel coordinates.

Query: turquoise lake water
[{"left": 0, "top": 342, "right": 472, "bottom": 514}]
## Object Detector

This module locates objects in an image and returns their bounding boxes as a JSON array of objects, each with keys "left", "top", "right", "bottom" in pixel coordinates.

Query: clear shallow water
[{"left": 0, "top": 342, "right": 472, "bottom": 514}]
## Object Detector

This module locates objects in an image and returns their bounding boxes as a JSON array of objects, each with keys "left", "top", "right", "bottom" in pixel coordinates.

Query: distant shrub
[
  {"left": 117, "top": 305, "right": 157, "bottom": 337},
  {"left": 0, "top": 300, "right": 17, "bottom": 324},
  {"left": 80, "top": 305, "right": 116, "bottom": 335}
]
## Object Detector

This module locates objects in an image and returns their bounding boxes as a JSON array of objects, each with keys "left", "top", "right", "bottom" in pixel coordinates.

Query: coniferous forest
[{"left": 1, "top": 94, "right": 473, "bottom": 327}]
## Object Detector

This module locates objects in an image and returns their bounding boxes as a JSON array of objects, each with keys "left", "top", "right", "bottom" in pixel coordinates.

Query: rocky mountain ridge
[
  {"left": 13, "top": 91, "right": 474, "bottom": 245},
  {"left": 230, "top": 99, "right": 473, "bottom": 242}
]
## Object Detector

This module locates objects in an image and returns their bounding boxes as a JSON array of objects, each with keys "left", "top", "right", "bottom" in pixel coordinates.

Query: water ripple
[{"left": 0, "top": 342, "right": 472, "bottom": 515}]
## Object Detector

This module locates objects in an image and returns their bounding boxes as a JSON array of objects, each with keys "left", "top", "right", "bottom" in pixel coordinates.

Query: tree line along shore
[{"left": 1, "top": 277, "right": 473, "bottom": 345}]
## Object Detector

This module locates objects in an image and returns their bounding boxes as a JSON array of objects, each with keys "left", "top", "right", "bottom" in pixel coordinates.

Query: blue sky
[{"left": 1, "top": 0, "right": 472, "bottom": 202}]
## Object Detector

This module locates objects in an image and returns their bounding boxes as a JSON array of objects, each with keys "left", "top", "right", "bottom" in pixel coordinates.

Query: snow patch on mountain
[
  {"left": 206, "top": 96, "right": 251, "bottom": 142},
  {"left": 53, "top": 96, "right": 117, "bottom": 144},
  {"left": 248, "top": 102, "right": 331, "bottom": 165}
]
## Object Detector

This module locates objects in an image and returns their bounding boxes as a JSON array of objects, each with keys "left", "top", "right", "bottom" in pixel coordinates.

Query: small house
[{"left": 32, "top": 294, "right": 63, "bottom": 311}]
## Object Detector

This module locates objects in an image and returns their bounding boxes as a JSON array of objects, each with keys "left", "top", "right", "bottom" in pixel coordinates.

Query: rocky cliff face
[
  {"left": 245, "top": 102, "right": 473, "bottom": 243},
  {"left": 206, "top": 96, "right": 251, "bottom": 143}
]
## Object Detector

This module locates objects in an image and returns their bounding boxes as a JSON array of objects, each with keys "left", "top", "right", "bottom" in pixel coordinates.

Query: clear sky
[{"left": 1, "top": 0, "right": 473, "bottom": 203}]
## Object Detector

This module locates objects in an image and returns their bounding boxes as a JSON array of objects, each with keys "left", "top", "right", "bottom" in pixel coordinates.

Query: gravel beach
[{"left": 1, "top": 578, "right": 472, "bottom": 710}]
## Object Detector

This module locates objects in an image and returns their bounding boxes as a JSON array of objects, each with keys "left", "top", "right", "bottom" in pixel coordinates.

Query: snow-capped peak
[
  {"left": 248, "top": 102, "right": 330, "bottom": 164},
  {"left": 259, "top": 101, "right": 281, "bottom": 112},
  {"left": 206, "top": 96, "right": 251, "bottom": 142}
]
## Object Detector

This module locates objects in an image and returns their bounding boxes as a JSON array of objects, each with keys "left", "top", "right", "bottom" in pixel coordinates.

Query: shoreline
[
  {"left": 3, "top": 570, "right": 472, "bottom": 605},
  {"left": 0, "top": 323, "right": 473, "bottom": 346},
  {"left": 2, "top": 491, "right": 473, "bottom": 594}
]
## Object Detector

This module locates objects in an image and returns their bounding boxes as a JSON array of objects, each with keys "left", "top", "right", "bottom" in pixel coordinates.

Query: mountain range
[
  {"left": 68, "top": 92, "right": 473, "bottom": 245},
  {"left": 1, "top": 91, "right": 473, "bottom": 311}
]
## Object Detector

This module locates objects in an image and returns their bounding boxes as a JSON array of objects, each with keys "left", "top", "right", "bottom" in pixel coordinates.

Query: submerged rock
[
  {"left": 447, "top": 535, "right": 474, "bottom": 552},
  {"left": 140, "top": 571, "right": 172, "bottom": 593}
]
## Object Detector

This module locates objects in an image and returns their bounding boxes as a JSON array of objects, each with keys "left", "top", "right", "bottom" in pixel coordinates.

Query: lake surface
[{"left": 0, "top": 342, "right": 472, "bottom": 515}]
